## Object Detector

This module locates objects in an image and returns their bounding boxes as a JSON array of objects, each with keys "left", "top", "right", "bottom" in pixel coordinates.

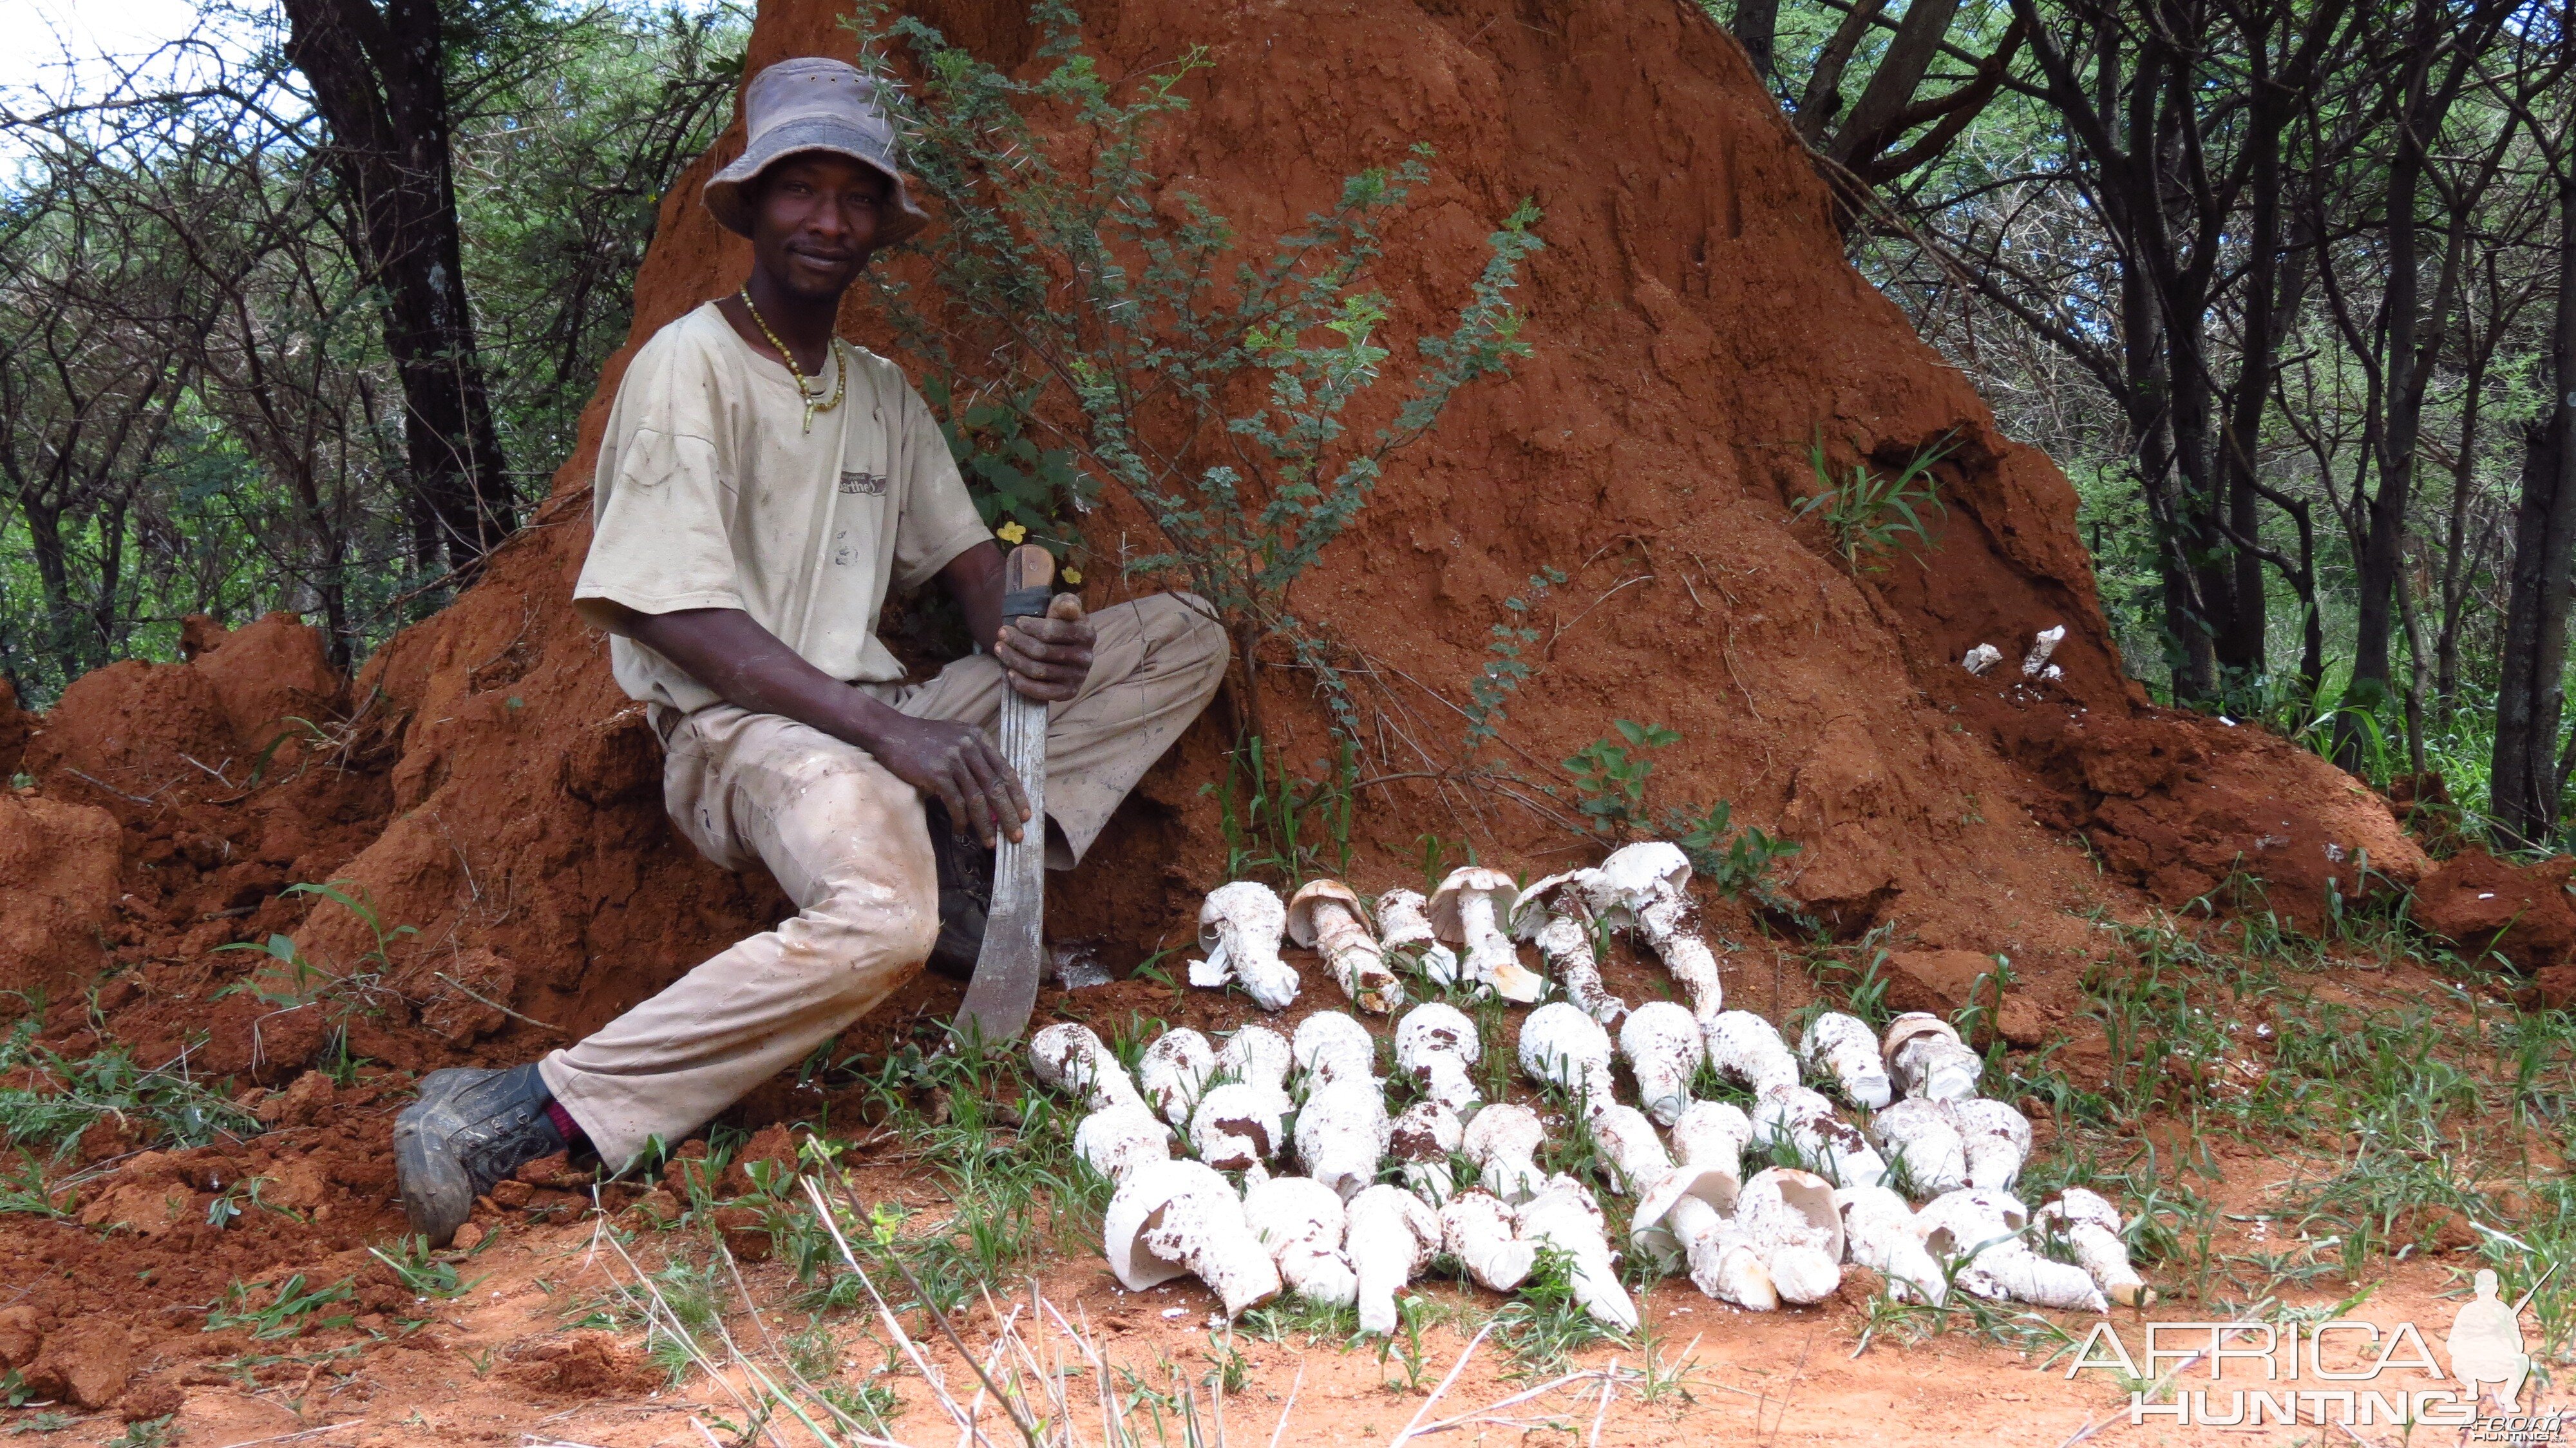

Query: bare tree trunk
[
  {"left": 1732, "top": 0, "right": 1781, "bottom": 80},
  {"left": 278, "top": 0, "right": 515, "bottom": 580},
  {"left": 2491, "top": 146, "right": 2576, "bottom": 848}
]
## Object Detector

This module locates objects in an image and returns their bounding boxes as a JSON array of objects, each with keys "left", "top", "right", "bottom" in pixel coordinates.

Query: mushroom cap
[
  {"left": 1833, "top": 1182, "right": 1917, "bottom": 1238},
  {"left": 1671, "top": 1100, "right": 1754, "bottom": 1172},
  {"left": 1139, "top": 1029, "right": 1217, "bottom": 1120},
  {"left": 1619, "top": 1000, "right": 1706, "bottom": 1067},
  {"left": 1425, "top": 865, "right": 1521, "bottom": 940},
  {"left": 1634, "top": 1161, "right": 1741, "bottom": 1248},
  {"left": 1102, "top": 1158, "right": 1239, "bottom": 1290},
  {"left": 1394, "top": 1002, "right": 1480, "bottom": 1069},
  {"left": 1589, "top": 841, "right": 1692, "bottom": 913},
  {"left": 1799, "top": 1011, "right": 1880, "bottom": 1063},
  {"left": 1880, "top": 1012, "right": 1960, "bottom": 1065},
  {"left": 1189, "top": 1081, "right": 1285, "bottom": 1172},
  {"left": 1517, "top": 1000, "right": 1615, "bottom": 1091},
  {"left": 1285, "top": 878, "right": 1366, "bottom": 948},
  {"left": 1388, "top": 1100, "right": 1463, "bottom": 1163},
  {"left": 1217, "top": 1024, "right": 1294, "bottom": 1091},
  {"left": 1915, "top": 1187, "right": 2032, "bottom": 1255},
  {"left": 1948, "top": 1097, "right": 2032, "bottom": 1152},
  {"left": 1375, "top": 887, "right": 1435, "bottom": 937},
  {"left": 1460, "top": 1101, "right": 1544, "bottom": 1165},
  {"left": 1199, "top": 881, "right": 1289, "bottom": 954},
  {"left": 1029, "top": 1023, "right": 1110, "bottom": 1094},
  {"left": 1509, "top": 868, "right": 1602, "bottom": 940},
  {"left": 2037, "top": 1186, "right": 2121, "bottom": 1234},
  {"left": 1739, "top": 1166, "right": 1846, "bottom": 1263},
  {"left": 1346, "top": 1183, "right": 1443, "bottom": 1260},
  {"left": 1292, "top": 1010, "right": 1378, "bottom": 1084},
  {"left": 1074, "top": 1103, "right": 1176, "bottom": 1183},
  {"left": 1244, "top": 1174, "right": 1348, "bottom": 1251}
]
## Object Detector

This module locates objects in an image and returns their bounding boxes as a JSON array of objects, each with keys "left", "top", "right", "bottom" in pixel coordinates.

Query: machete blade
[{"left": 954, "top": 544, "right": 1055, "bottom": 1045}]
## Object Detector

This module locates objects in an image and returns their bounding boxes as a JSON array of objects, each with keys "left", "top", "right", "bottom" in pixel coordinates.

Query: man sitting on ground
[{"left": 391, "top": 57, "right": 1227, "bottom": 1242}]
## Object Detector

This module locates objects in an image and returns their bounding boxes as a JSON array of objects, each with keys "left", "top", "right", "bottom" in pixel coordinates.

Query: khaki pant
[{"left": 541, "top": 592, "right": 1228, "bottom": 1166}]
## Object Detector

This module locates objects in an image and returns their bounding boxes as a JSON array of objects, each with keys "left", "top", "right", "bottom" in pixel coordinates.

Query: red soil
[{"left": 0, "top": 0, "right": 2477, "bottom": 1429}]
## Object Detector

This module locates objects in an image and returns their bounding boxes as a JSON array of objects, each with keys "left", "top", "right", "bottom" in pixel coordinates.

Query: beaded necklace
[{"left": 737, "top": 286, "right": 846, "bottom": 433}]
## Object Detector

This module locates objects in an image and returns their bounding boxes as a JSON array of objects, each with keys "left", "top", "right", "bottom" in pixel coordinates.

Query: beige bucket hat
[{"left": 703, "top": 57, "right": 931, "bottom": 245}]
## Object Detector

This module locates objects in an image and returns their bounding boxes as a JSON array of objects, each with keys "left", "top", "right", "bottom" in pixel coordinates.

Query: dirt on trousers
[{"left": 0, "top": 0, "right": 2533, "bottom": 1441}]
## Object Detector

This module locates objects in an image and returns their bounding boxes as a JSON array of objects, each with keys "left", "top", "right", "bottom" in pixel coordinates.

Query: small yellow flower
[
  {"left": 995, "top": 521, "right": 1027, "bottom": 544},
  {"left": 1061, "top": 568, "right": 1083, "bottom": 584}
]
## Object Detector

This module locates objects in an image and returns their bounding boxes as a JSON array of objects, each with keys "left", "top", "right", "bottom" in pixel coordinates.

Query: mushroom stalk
[
  {"left": 1584, "top": 1103, "right": 1672, "bottom": 1197},
  {"left": 1439, "top": 1188, "right": 1536, "bottom": 1291},
  {"left": 1736, "top": 1168, "right": 1845, "bottom": 1305},
  {"left": 1244, "top": 1176, "right": 1358, "bottom": 1308},
  {"left": 1139, "top": 1029, "right": 1217, "bottom": 1127},
  {"left": 1074, "top": 1104, "right": 1175, "bottom": 1186},
  {"left": 1294, "top": 1078, "right": 1390, "bottom": 1201},
  {"left": 1377, "top": 888, "right": 1461, "bottom": 989},
  {"left": 1917, "top": 1189, "right": 2105, "bottom": 1313},
  {"left": 1394, "top": 1003, "right": 1482, "bottom": 1116},
  {"left": 1102, "top": 1160, "right": 1282, "bottom": 1317},
  {"left": 1835, "top": 1185, "right": 1946, "bottom": 1304},
  {"left": 2039, "top": 1189, "right": 2153, "bottom": 1308},
  {"left": 1799, "top": 1013, "right": 1892, "bottom": 1109},
  {"left": 1461, "top": 1102, "right": 1546, "bottom": 1203},
  {"left": 1289, "top": 881, "right": 1403, "bottom": 1014},
  {"left": 1514, "top": 872, "right": 1627, "bottom": 1025},
  {"left": 1516, "top": 1177, "right": 1639, "bottom": 1331},
  {"left": 1630, "top": 1100, "right": 1750, "bottom": 1281},
  {"left": 1619, "top": 1001, "right": 1706, "bottom": 1125},
  {"left": 1431, "top": 867, "right": 1546, "bottom": 1002},
  {"left": 1187, "top": 881, "right": 1300, "bottom": 1010},
  {"left": 1390, "top": 1100, "right": 1462, "bottom": 1206},
  {"left": 1345, "top": 1185, "right": 1441, "bottom": 1335},
  {"left": 1030, "top": 1024, "right": 1149, "bottom": 1114},
  {"left": 1518, "top": 1001, "right": 1616, "bottom": 1109}
]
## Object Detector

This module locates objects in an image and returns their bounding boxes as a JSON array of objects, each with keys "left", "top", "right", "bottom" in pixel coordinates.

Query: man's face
[{"left": 749, "top": 153, "right": 890, "bottom": 301}]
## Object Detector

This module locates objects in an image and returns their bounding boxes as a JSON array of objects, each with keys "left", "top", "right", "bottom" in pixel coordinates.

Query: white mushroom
[
  {"left": 1517, "top": 1000, "right": 1616, "bottom": 1108},
  {"left": 2037, "top": 1188, "right": 2154, "bottom": 1308},
  {"left": 1799, "top": 1013, "right": 1892, "bottom": 1109},
  {"left": 1917, "top": 1188, "right": 2104, "bottom": 1312},
  {"left": 1073, "top": 1104, "right": 1175, "bottom": 1186},
  {"left": 1515, "top": 1176, "right": 1638, "bottom": 1331},
  {"left": 1345, "top": 1184, "right": 1442, "bottom": 1335},
  {"left": 1620, "top": 1001, "right": 1706, "bottom": 1126},
  {"left": 2022, "top": 624, "right": 2065, "bottom": 678},
  {"left": 1187, "top": 881, "right": 1300, "bottom": 1011},
  {"left": 1884, "top": 1013, "right": 1981, "bottom": 1101},
  {"left": 1670, "top": 1100, "right": 1752, "bottom": 1194},
  {"left": 1030, "top": 1024, "right": 1148, "bottom": 1114},
  {"left": 1834, "top": 1184, "right": 1947, "bottom": 1304},
  {"left": 1961, "top": 643, "right": 2003, "bottom": 676},
  {"left": 1101, "top": 1159, "right": 1282, "bottom": 1317},
  {"left": 1584, "top": 1102, "right": 1673, "bottom": 1196},
  {"left": 1291, "top": 1010, "right": 1378, "bottom": 1089},
  {"left": 1189, "top": 1082, "right": 1285, "bottom": 1181},
  {"left": 1461, "top": 1101, "right": 1546, "bottom": 1203},
  {"left": 1215, "top": 1024, "right": 1293, "bottom": 1105},
  {"left": 1584, "top": 842, "right": 1723, "bottom": 1020},
  {"left": 1388, "top": 1100, "right": 1462, "bottom": 1207},
  {"left": 1735, "top": 1167, "right": 1844, "bottom": 1305},
  {"left": 1753, "top": 1083, "right": 1888, "bottom": 1188},
  {"left": 1513, "top": 871, "right": 1626, "bottom": 1026},
  {"left": 1139, "top": 1029, "right": 1217, "bottom": 1127},
  {"left": 1439, "top": 1188, "right": 1536, "bottom": 1291},
  {"left": 1289, "top": 879, "right": 1403, "bottom": 1014},
  {"left": 1293, "top": 1078, "right": 1390, "bottom": 1201},
  {"left": 1242, "top": 1175, "right": 1359, "bottom": 1308},
  {"left": 1866, "top": 1096, "right": 1967, "bottom": 1197},
  {"left": 1703, "top": 1010, "right": 1800, "bottom": 1095},
  {"left": 1376, "top": 888, "right": 1461, "bottom": 989},
  {"left": 1428, "top": 866, "right": 1545, "bottom": 1002},
  {"left": 1947, "top": 1098, "right": 2031, "bottom": 1190},
  {"left": 1393, "top": 1002, "right": 1482, "bottom": 1116}
]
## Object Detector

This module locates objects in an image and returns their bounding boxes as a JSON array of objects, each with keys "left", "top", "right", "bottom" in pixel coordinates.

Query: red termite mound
[{"left": 10, "top": 0, "right": 2423, "bottom": 1080}]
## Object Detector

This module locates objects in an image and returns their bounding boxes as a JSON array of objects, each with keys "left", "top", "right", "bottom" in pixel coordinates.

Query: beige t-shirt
[{"left": 574, "top": 302, "right": 991, "bottom": 712}]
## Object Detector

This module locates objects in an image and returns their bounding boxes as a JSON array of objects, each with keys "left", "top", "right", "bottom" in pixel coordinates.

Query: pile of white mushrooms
[{"left": 1034, "top": 840, "right": 2152, "bottom": 1328}]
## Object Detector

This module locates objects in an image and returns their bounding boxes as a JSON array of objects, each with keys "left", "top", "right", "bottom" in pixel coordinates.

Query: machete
[{"left": 955, "top": 543, "right": 1058, "bottom": 1045}]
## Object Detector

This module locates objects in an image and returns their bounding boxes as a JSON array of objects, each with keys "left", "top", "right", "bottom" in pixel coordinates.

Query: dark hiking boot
[
  {"left": 924, "top": 799, "right": 992, "bottom": 981},
  {"left": 392, "top": 1062, "right": 564, "bottom": 1246}
]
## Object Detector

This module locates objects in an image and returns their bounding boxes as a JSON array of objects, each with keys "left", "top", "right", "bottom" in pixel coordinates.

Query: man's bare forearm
[{"left": 618, "top": 605, "right": 906, "bottom": 750}]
